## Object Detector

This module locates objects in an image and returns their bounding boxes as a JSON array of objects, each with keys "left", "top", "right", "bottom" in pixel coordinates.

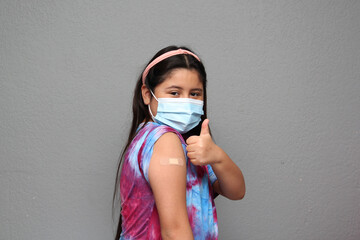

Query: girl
[{"left": 114, "top": 46, "right": 245, "bottom": 240}]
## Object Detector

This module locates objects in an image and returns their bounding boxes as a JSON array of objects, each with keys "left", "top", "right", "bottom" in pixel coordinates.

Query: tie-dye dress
[{"left": 119, "top": 122, "right": 218, "bottom": 240}]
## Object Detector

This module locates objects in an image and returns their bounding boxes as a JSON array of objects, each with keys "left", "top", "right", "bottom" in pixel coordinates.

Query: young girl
[{"left": 114, "top": 46, "right": 245, "bottom": 240}]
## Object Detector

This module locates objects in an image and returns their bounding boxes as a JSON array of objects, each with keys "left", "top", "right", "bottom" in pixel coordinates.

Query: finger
[
  {"left": 187, "top": 152, "right": 197, "bottom": 159},
  {"left": 186, "top": 145, "right": 195, "bottom": 153},
  {"left": 200, "top": 119, "right": 210, "bottom": 136},
  {"left": 186, "top": 136, "right": 198, "bottom": 145},
  {"left": 189, "top": 157, "right": 198, "bottom": 165},
  {"left": 189, "top": 158, "right": 203, "bottom": 166}
]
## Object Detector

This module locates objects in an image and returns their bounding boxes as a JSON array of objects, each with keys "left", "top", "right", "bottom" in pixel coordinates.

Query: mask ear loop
[
  {"left": 148, "top": 89, "right": 158, "bottom": 121},
  {"left": 148, "top": 105, "right": 156, "bottom": 121},
  {"left": 149, "top": 89, "right": 159, "bottom": 101}
]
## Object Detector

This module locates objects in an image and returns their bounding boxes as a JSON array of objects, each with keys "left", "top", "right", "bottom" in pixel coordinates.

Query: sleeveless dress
[{"left": 119, "top": 122, "right": 218, "bottom": 240}]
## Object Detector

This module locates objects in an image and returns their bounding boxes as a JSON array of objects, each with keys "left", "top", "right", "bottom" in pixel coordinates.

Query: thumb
[{"left": 200, "top": 119, "right": 210, "bottom": 136}]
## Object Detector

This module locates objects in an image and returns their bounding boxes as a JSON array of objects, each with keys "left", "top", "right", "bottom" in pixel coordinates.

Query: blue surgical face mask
[{"left": 148, "top": 90, "right": 204, "bottom": 134}]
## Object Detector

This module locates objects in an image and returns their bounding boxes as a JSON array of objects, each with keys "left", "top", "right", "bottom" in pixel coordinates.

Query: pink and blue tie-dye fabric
[{"left": 119, "top": 122, "right": 218, "bottom": 240}]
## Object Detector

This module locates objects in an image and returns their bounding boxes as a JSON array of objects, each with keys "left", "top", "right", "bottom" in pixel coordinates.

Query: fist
[{"left": 186, "top": 119, "right": 219, "bottom": 166}]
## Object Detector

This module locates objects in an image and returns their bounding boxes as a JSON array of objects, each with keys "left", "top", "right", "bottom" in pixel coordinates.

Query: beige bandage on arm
[{"left": 159, "top": 158, "right": 184, "bottom": 166}]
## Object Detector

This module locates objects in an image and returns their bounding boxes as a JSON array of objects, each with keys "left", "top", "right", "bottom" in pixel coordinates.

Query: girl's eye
[
  {"left": 190, "top": 92, "right": 200, "bottom": 97},
  {"left": 170, "top": 92, "right": 179, "bottom": 96}
]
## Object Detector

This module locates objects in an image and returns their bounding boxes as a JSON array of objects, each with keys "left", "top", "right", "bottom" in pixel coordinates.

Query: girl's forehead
[{"left": 159, "top": 69, "right": 203, "bottom": 89}]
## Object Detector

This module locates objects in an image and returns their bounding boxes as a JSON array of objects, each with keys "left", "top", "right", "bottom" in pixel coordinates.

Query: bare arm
[
  {"left": 148, "top": 132, "right": 194, "bottom": 240},
  {"left": 210, "top": 147, "right": 245, "bottom": 200}
]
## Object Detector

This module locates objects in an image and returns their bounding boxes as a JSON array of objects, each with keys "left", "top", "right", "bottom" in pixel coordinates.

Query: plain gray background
[{"left": 1, "top": 1, "right": 359, "bottom": 239}]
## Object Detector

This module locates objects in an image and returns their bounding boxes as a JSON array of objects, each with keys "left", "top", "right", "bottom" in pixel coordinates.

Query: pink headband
[{"left": 142, "top": 49, "right": 201, "bottom": 85}]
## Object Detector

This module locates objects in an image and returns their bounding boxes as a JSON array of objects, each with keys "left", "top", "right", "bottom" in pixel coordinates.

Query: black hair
[{"left": 113, "top": 45, "right": 208, "bottom": 239}]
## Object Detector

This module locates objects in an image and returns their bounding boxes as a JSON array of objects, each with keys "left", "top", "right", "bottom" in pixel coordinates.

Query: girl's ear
[{"left": 141, "top": 85, "right": 151, "bottom": 105}]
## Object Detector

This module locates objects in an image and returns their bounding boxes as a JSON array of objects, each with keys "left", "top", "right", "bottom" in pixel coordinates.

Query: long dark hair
[{"left": 113, "top": 45, "right": 209, "bottom": 239}]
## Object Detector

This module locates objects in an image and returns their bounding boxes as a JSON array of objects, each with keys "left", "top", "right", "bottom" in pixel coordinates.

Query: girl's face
[{"left": 142, "top": 68, "right": 204, "bottom": 117}]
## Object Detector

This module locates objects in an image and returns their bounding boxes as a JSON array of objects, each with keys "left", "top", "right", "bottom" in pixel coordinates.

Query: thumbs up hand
[{"left": 186, "top": 119, "right": 220, "bottom": 166}]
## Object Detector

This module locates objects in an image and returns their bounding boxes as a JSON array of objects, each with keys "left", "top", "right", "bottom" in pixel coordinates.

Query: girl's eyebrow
[
  {"left": 165, "top": 86, "right": 203, "bottom": 92},
  {"left": 165, "top": 85, "right": 183, "bottom": 90},
  {"left": 191, "top": 88, "right": 203, "bottom": 92}
]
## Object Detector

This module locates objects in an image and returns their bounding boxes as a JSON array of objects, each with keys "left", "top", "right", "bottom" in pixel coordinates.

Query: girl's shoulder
[{"left": 137, "top": 122, "right": 186, "bottom": 145}]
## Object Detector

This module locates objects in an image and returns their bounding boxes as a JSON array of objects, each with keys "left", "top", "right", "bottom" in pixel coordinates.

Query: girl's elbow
[
  {"left": 238, "top": 185, "right": 246, "bottom": 199},
  {"left": 237, "top": 190, "right": 246, "bottom": 200},
  {"left": 230, "top": 186, "right": 246, "bottom": 200},
  {"left": 161, "top": 229, "right": 177, "bottom": 240},
  {"left": 160, "top": 219, "right": 194, "bottom": 240},
  {"left": 228, "top": 191, "right": 245, "bottom": 200},
  {"left": 218, "top": 182, "right": 246, "bottom": 200},
  {"left": 161, "top": 227, "right": 193, "bottom": 240}
]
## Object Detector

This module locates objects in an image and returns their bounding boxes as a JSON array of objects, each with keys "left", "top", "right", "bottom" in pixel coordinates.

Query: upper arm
[
  {"left": 148, "top": 132, "right": 193, "bottom": 238},
  {"left": 212, "top": 180, "right": 222, "bottom": 197}
]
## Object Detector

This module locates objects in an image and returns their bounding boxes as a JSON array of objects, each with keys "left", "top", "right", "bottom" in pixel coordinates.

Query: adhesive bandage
[{"left": 159, "top": 158, "right": 184, "bottom": 166}]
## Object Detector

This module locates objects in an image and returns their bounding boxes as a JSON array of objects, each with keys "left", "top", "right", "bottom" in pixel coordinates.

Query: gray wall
[{"left": 1, "top": 1, "right": 359, "bottom": 239}]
